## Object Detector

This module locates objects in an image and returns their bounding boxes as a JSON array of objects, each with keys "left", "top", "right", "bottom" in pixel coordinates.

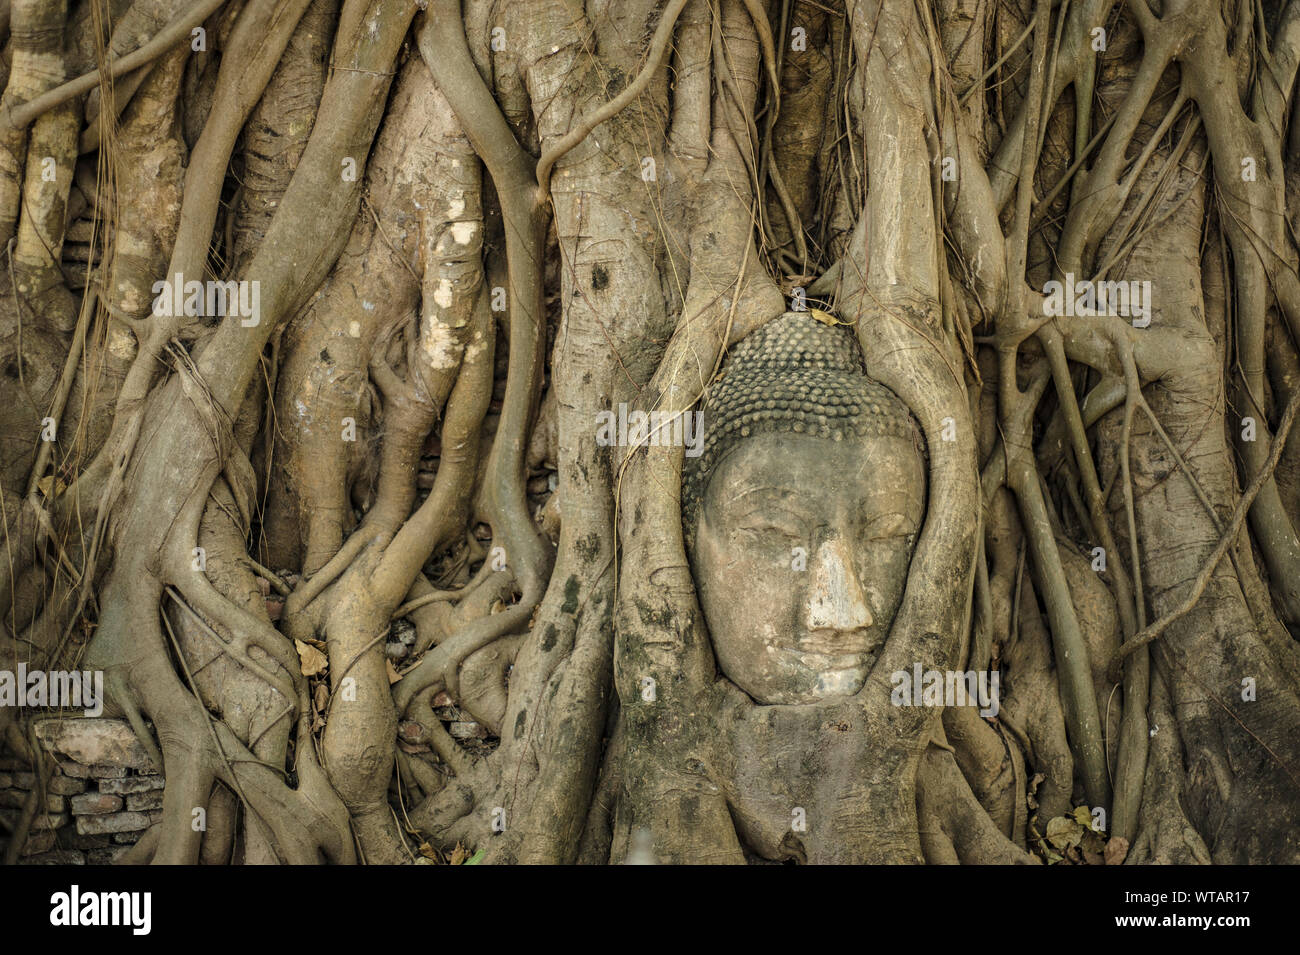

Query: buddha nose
[{"left": 805, "top": 539, "right": 874, "bottom": 633}]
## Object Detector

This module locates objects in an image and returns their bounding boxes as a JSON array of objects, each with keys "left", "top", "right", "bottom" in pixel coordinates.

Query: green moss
[
  {"left": 574, "top": 533, "right": 602, "bottom": 565},
  {"left": 561, "top": 575, "right": 580, "bottom": 615},
  {"left": 635, "top": 598, "right": 674, "bottom": 627}
]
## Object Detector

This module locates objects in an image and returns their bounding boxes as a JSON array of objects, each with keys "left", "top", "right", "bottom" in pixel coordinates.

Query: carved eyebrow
[
  {"left": 721, "top": 491, "right": 815, "bottom": 529},
  {"left": 720, "top": 485, "right": 803, "bottom": 509},
  {"left": 738, "top": 506, "right": 809, "bottom": 529}
]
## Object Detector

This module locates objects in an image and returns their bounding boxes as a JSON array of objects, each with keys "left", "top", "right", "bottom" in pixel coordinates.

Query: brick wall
[{"left": 0, "top": 718, "right": 165, "bottom": 864}]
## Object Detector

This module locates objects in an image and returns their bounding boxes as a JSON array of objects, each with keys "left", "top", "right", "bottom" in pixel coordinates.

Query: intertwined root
[{"left": 4, "top": 0, "right": 1300, "bottom": 866}]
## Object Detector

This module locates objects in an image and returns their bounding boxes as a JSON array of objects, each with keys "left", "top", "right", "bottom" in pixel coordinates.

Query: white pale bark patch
[
  {"left": 432, "top": 277, "right": 455, "bottom": 309},
  {"left": 108, "top": 326, "right": 137, "bottom": 360},
  {"left": 115, "top": 275, "right": 147, "bottom": 315},
  {"left": 294, "top": 398, "right": 313, "bottom": 435},
  {"left": 421, "top": 312, "right": 460, "bottom": 369},
  {"left": 294, "top": 370, "right": 336, "bottom": 435},
  {"left": 450, "top": 221, "right": 477, "bottom": 244},
  {"left": 464, "top": 328, "right": 488, "bottom": 364}
]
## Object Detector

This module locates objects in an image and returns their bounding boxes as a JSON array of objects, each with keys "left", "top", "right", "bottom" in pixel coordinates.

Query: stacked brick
[{"left": 0, "top": 718, "right": 165, "bottom": 864}]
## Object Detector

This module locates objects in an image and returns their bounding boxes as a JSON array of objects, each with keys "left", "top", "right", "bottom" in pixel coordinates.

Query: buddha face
[{"left": 692, "top": 431, "right": 925, "bottom": 705}]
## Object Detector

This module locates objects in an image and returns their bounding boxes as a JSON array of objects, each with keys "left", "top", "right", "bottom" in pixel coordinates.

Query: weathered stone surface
[
  {"left": 31, "top": 812, "right": 69, "bottom": 831},
  {"left": 10, "top": 771, "right": 35, "bottom": 788},
  {"left": 125, "top": 790, "right": 164, "bottom": 812},
  {"left": 88, "top": 765, "right": 129, "bottom": 778},
  {"left": 69, "top": 831, "right": 111, "bottom": 849},
  {"left": 58, "top": 760, "right": 126, "bottom": 779},
  {"left": 71, "top": 792, "right": 123, "bottom": 815},
  {"left": 112, "top": 832, "right": 145, "bottom": 844},
  {"left": 0, "top": 772, "right": 11, "bottom": 788},
  {"left": 46, "top": 794, "right": 66, "bottom": 813},
  {"left": 76, "top": 811, "right": 151, "bottom": 835},
  {"left": 47, "top": 775, "right": 86, "bottom": 795},
  {"left": 35, "top": 719, "right": 157, "bottom": 772},
  {"left": 25, "top": 849, "right": 86, "bottom": 865},
  {"left": 98, "top": 775, "right": 165, "bottom": 795}
]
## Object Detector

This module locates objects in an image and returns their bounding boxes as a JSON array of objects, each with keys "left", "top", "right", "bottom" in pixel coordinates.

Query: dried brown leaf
[
  {"left": 295, "top": 638, "right": 328, "bottom": 677},
  {"left": 1104, "top": 836, "right": 1130, "bottom": 866}
]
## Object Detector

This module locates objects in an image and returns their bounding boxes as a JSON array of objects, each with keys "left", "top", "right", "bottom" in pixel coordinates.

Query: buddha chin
[{"left": 692, "top": 431, "right": 924, "bottom": 706}]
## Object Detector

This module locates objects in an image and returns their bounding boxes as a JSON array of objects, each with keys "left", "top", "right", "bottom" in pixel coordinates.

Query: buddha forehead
[
  {"left": 681, "top": 311, "right": 926, "bottom": 542},
  {"left": 703, "top": 429, "right": 925, "bottom": 527}
]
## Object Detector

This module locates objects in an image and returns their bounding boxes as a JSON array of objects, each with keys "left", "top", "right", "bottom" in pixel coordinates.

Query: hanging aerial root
[
  {"left": 1107, "top": 388, "right": 1300, "bottom": 681},
  {"left": 5, "top": 0, "right": 228, "bottom": 131},
  {"left": 533, "top": 0, "right": 690, "bottom": 205},
  {"left": 916, "top": 737, "right": 1040, "bottom": 864}
]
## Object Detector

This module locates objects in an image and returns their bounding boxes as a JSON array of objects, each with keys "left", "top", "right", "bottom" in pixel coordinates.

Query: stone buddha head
[{"left": 683, "top": 313, "right": 926, "bottom": 705}]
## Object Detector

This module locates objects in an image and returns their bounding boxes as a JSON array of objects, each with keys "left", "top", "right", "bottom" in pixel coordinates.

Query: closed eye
[
  {"left": 740, "top": 522, "right": 803, "bottom": 539},
  {"left": 739, "top": 515, "right": 806, "bottom": 540}
]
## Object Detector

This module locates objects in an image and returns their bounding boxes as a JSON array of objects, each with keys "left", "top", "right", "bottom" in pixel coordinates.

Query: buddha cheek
[
  {"left": 734, "top": 557, "right": 806, "bottom": 684},
  {"left": 694, "top": 533, "right": 800, "bottom": 693},
  {"left": 712, "top": 606, "right": 798, "bottom": 703}
]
